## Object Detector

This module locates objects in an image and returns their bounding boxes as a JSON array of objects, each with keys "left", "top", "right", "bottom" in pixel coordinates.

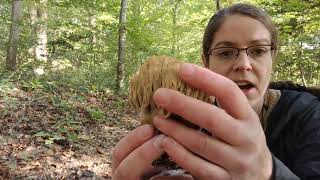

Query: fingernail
[
  {"left": 153, "top": 88, "right": 169, "bottom": 107},
  {"left": 180, "top": 63, "right": 195, "bottom": 78},
  {"left": 153, "top": 134, "right": 165, "bottom": 149}
]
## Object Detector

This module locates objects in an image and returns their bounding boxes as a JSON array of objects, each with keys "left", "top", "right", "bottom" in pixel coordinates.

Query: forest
[{"left": 0, "top": 0, "right": 319, "bottom": 179}]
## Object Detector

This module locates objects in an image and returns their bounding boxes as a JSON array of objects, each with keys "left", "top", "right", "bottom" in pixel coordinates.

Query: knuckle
[
  {"left": 197, "top": 167, "right": 230, "bottom": 180},
  {"left": 175, "top": 95, "right": 187, "bottom": 111},
  {"left": 136, "top": 124, "right": 154, "bottom": 139},
  {"left": 113, "top": 169, "right": 133, "bottom": 180},
  {"left": 244, "top": 134, "right": 260, "bottom": 153},
  {"left": 197, "top": 167, "right": 212, "bottom": 178},
  {"left": 205, "top": 111, "right": 221, "bottom": 131},
  {"left": 232, "top": 123, "right": 245, "bottom": 143},
  {"left": 247, "top": 138, "right": 258, "bottom": 151},
  {"left": 191, "top": 133, "right": 209, "bottom": 153},
  {"left": 136, "top": 146, "right": 151, "bottom": 162},
  {"left": 181, "top": 150, "right": 190, "bottom": 164},
  {"left": 234, "top": 155, "right": 251, "bottom": 173},
  {"left": 112, "top": 146, "right": 123, "bottom": 162}
]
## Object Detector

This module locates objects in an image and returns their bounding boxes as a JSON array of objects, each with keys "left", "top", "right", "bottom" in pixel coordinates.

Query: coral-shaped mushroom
[{"left": 129, "top": 56, "right": 211, "bottom": 125}]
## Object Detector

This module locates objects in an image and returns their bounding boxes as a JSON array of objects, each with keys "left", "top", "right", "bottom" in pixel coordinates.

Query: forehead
[{"left": 212, "top": 14, "right": 271, "bottom": 47}]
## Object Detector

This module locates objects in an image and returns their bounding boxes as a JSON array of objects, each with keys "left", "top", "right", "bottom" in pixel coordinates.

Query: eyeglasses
[{"left": 208, "top": 45, "right": 275, "bottom": 61}]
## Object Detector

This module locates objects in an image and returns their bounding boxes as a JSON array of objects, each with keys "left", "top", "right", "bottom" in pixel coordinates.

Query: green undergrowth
[{"left": 0, "top": 75, "right": 129, "bottom": 147}]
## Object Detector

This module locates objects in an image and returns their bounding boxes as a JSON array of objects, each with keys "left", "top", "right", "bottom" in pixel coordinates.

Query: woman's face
[{"left": 204, "top": 14, "right": 274, "bottom": 112}]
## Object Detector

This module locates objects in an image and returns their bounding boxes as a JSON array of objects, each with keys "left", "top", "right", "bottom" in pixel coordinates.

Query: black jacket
[{"left": 266, "top": 90, "right": 320, "bottom": 180}]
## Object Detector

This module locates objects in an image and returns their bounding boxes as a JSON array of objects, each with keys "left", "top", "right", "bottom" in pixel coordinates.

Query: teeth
[{"left": 236, "top": 82, "right": 249, "bottom": 86}]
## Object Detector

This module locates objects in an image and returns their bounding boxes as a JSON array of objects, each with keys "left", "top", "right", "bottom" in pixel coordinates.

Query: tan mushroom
[{"left": 129, "top": 56, "right": 212, "bottom": 125}]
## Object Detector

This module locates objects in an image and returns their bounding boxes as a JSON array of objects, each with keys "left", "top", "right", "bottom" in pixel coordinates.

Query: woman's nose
[{"left": 233, "top": 51, "right": 253, "bottom": 71}]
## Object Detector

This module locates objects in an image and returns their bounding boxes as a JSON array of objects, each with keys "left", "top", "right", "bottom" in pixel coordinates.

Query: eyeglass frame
[{"left": 207, "top": 44, "right": 276, "bottom": 60}]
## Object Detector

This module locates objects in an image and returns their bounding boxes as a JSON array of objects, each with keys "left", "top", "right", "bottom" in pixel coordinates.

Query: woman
[{"left": 112, "top": 3, "right": 320, "bottom": 180}]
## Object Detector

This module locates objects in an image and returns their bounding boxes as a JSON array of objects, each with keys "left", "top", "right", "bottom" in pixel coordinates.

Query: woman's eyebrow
[
  {"left": 248, "top": 39, "right": 271, "bottom": 45},
  {"left": 213, "top": 39, "right": 271, "bottom": 48},
  {"left": 213, "top": 41, "right": 237, "bottom": 48}
]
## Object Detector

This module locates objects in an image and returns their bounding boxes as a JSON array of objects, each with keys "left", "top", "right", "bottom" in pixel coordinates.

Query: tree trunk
[
  {"left": 29, "top": 1, "right": 37, "bottom": 58},
  {"left": 89, "top": 11, "right": 97, "bottom": 83},
  {"left": 6, "top": 0, "right": 22, "bottom": 71},
  {"left": 171, "top": 1, "right": 178, "bottom": 56},
  {"left": 298, "top": 42, "right": 307, "bottom": 86},
  {"left": 298, "top": 63, "right": 307, "bottom": 86},
  {"left": 35, "top": 0, "right": 48, "bottom": 62},
  {"left": 116, "top": 0, "right": 128, "bottom": 92},
  {"left": 216, "top": 0, "right": 221, "bottom": 10},
  {"left": 29, "top": 0, "right": 48, "bottom": 75}
]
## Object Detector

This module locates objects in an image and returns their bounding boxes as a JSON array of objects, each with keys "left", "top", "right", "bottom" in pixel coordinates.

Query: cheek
[
  {"left": 208, "top": 61, "right": 230, "bottom": 76},
  {"left": 257, "top": 61, "right": 272, "bottom": 84}
]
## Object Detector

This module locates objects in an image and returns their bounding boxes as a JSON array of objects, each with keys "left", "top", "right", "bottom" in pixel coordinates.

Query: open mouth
[{"left": 236, "top": 82, "right": 254, "bottom": 90}]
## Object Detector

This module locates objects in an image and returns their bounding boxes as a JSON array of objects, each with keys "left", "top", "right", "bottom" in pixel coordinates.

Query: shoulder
[
  {"left": 266, "top": 90, "right": 320, "bottom": 140},
  {"left": 267, "top": 90, "right": 320, "bottom": 179},
  {"left": 275, "top": 90, "right": 319, "bottom": 114}
]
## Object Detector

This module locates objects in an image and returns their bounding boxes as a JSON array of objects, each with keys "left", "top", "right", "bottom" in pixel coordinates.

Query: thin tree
[
  {"left": 89, "top": 10, "right": 97, "bottom": 83},
  {"left": 116, "top": 0, "right": 128, "bottom": 92},
  {"left": 298, "top": 42, "right": 307, "bottom": 86},
  {"left": 6, "top": 0, "right": 22, "bottom": 70},
  {"left": 30, "top": 0, "right": 37, "bottom": 58},
  {"left": 171, "top": 0, "right": 178, "bottom": 56},
  {"left": 216, "top": 0, "right": 220, "bottom": 10},
  {"left": 29, "top": 0, "right": 48, "bottom": 75},
  {"left": 171, "top": 0, "right": 183, "bottom": 56},
  {"left": 35, "top": 0, "right": 48, "bottom": 62}
]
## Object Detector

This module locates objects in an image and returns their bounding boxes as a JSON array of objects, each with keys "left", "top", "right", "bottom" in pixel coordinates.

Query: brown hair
[{"left": 202, "top": 3, "right": 278, "bottom": 61}]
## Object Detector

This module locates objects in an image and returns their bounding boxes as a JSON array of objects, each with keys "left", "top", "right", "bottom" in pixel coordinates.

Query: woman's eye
[
  {"left": 251, "top": 47, "right": 267, "bottom": 56},
  {"left": 216, "top": 50, "right": 235, "bottom": 59}
]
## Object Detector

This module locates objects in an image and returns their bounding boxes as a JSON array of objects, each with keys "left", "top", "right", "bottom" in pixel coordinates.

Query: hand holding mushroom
[{"left": 112, "top": 57, "right": 272, "bottom": 180}]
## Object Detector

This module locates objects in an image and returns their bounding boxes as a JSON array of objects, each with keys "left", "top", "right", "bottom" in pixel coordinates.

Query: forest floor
[{"left": 0, "top": 83, "right": 140, "bottom": 179}]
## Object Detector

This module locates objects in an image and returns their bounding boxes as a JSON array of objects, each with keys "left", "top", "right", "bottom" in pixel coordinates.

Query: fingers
[
  {"left": 112, "top": 124, "right": 155, "bottom": 174},
  {"left": 154, "top": 116, "right": 241, "bottom": 170},
  {"left": 153, "top": 89, "right": 246, "bottom": 145},
  {"left": 178, "top": 63, "right": 253, "bottom": 119},
  {"left": 162, "top": 136, "right": 231, "bottom": 180},
  {"left": 158, "top": 123, "right": 272, "bottom": 180},
  {"left": 113, "top": 134, "right": 166, "bottom": 180}
]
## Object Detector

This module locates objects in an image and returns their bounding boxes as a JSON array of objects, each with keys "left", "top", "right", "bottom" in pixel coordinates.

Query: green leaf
[
  {"left": 33, "top": 131, "right": 51, "bottom": 138},
  {"left": 45, "top": 139, "right": 54, "bottom": 145}
]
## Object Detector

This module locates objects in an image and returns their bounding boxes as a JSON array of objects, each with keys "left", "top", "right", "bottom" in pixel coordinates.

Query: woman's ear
[{"left": 202, "top": 54, "right": 209, "bottom": 68}]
